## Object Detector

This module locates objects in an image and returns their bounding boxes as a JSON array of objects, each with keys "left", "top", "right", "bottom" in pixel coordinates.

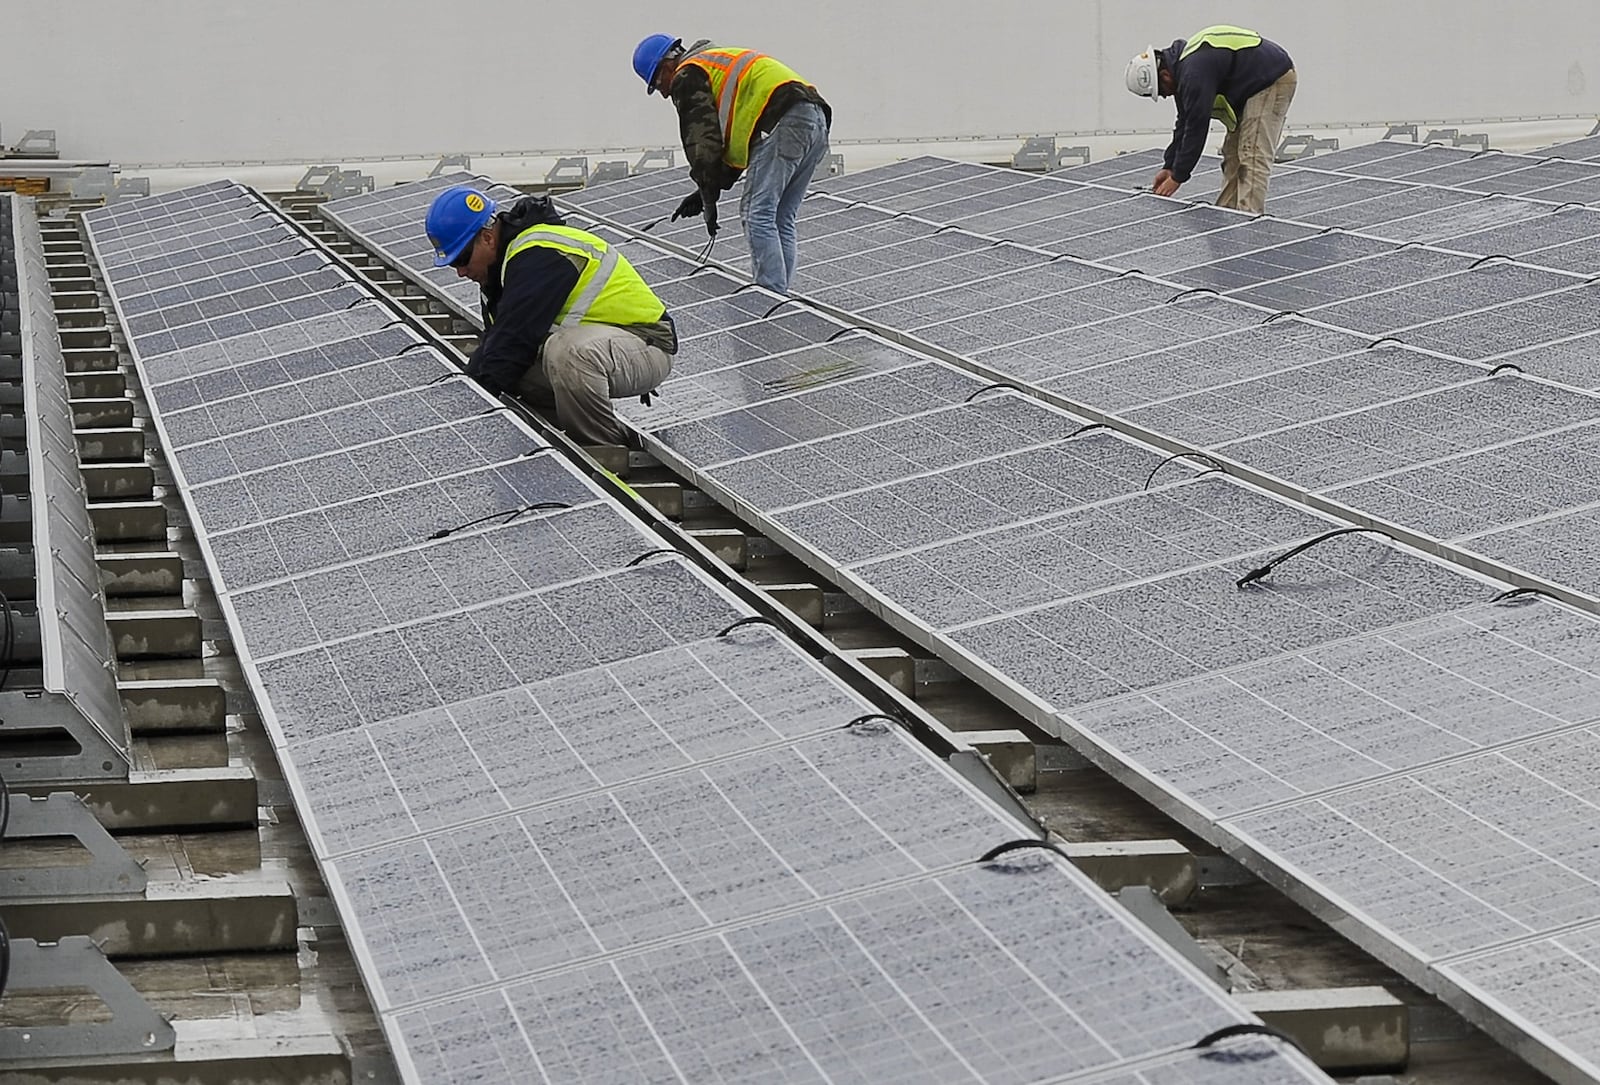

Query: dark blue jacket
[{"left": 1161, "top": 35, "right": 1294, "bottom": 183}]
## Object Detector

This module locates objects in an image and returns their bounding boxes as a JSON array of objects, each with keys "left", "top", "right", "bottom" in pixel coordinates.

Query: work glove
[
  {"left": 671, "top": 190, "right": 703, "bottom": 222},
  {"left": 701, "top": 192, "right": 719, "bottom": 238}
]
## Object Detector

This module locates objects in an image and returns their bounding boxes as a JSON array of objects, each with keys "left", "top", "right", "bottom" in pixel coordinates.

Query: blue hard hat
[
  {"left": 633, "top": 33, "right": 681, "bottom": 92},
  {"left": 425, "top": 185, "right": 497, "bottom": 267}
]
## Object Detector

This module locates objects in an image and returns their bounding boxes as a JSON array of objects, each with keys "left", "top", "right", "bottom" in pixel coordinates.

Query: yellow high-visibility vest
[
  {"left": 1180, "top": 25, "right": 1264, "bottom": 131},
  {"left": 499, "top": 224, "right": 664, "bottom": 327},
  {"left": 678, "top": 45, "right": 813, "bottom": 168}
]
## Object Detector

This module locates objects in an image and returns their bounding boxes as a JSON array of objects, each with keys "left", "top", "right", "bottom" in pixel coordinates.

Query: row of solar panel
[
  {"left": 512, "top": 158, "right": 1600, "bottom": 1082},
  {"left": 566, "top": 156, "right": 1600, "bottom": 604},
  {"left": 80, "top": 183, "right": 1329, "bottom": 1084}
]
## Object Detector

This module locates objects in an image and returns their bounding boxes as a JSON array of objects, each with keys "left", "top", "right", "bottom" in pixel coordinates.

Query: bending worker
[
  {"left": 423, "top": 186, "right": 675, "bottom": 446},
  {"left": 1125, "top": 26, "right": 1296, "bottom": 213},
  {"left": 632, "top": 33, "right": 831, "bottom": 294}
]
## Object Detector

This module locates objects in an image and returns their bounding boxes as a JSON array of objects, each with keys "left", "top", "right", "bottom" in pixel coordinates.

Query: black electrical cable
[
  {"left": 1468, "top": 253, "right": 1513, "bottom": 269},
  {"left": 0, "top": 913, "right": 10, "bottom": 1002},
  {"left": 1259, "top": 310, "right": 1298, "bottom": 325},
  {"left": 427, "top": 501, "right": 570, "bottom": 540},
  {"left": 1235, "top": 526, "right": 1394, "bottom": 588},
  {"left": 760, "top": 298, "right": 801, "bottom": 319},
  {"left": 1366, "top": 336, "right": 1405, "bottom": 350},
  {"left": 1192, "top": 1022, "right": 1304, "bottom": 1057},
  {"left": 625, "top": 548, "right": 679, "bottom": 568},
  {"left": 978, "top": 838, "right": 1072, "bottom": 864},
  {"left": 843, "top": 713, "right": 899, "bottom": 736},
  {"left": 398, "top": 341, "right": 437, "bottom": 358},
  {"left": 717, "top": 615, "right": 779, "bottom": 638},
  {"left": 824, "top": 326, "right": 872, "bottom": 343},
  {"left": 1488, "top": 362, "right": 1524, "bottom": 377},
  {"left": 0, "top": 767, "right": 9, "bottom": 840},
  {"left": 1142, "top": 451, "right": 1223, "bottom": 491},
  {"left": 1066, "top": 422, "right": 1108, "bottom": 439},
  {"left": 962, "top": 381, "right": 1027, "bottom": 404},
  {"left": 1490, "top": 586, "right": 1558, "bottom": 604},
  {"left": 1166, "top": 286, "right": 1219, "bottom": 305}
]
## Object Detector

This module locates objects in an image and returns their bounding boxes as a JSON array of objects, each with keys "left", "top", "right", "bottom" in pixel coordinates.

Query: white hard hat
[{"left": 1124, "top": 46, "right": 1160, "bottom": 99}]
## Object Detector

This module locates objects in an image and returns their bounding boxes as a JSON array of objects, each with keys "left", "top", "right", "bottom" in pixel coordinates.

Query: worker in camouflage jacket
[{"left": 632, "top": 34, "right": 832, "bottom": 294}]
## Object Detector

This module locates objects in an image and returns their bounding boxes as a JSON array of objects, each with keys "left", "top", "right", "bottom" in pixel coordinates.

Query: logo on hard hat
[{"left": 464, "top": 193, "right": 486, "bottom": 213}]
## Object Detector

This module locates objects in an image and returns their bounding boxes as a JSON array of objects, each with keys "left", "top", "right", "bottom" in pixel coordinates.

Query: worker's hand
[
  {"left": 701, "top": 191, "right": 719, "bottom": 238},
  {"left": 671, "top": 190, "right": 704, "bottom": 222},
  {"left": 1152, "top": 169, "right": 1182, "bottom": 197}
]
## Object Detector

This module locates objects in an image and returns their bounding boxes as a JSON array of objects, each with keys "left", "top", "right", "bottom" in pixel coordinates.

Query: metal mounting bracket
[
  {"left": 14, "top": 130, "right": 58, "bottom": 157},
  {"left": 0, "top": 936, "right": 175, "bottom": 1059},
  {"left": 545, "top": 157, "right": 589, "bottom": 186},
  {"left": 1117, "top": 885, "right": 1230, "bottom": 989},
  {"left": 0, "top": 791, "right": 147, "bottom": 897},
  {"left": 632, "top": 148, "right": 676, "bottom": 173},
  {"left": 1276, "top": 134, "right": 1340, "bottom": 161},
  {"left": 589, "top": 160, "right": 632, "bottom": 185}
]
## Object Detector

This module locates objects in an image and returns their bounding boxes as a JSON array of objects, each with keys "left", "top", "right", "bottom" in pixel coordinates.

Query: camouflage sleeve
[{"left": 670, "top": 67, "right": 737, "bottom": 192}]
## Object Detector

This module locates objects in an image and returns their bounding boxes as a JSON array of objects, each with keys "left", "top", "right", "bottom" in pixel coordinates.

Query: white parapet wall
[{"left": 3, "top": 0, "right": 1597, "bottom": 167}]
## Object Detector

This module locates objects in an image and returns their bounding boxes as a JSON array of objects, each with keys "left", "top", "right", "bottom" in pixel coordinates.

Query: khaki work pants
[
  {"left": 516, "top": 324, "right": 672, "bottom": 446},
  {"left": 1217, "top": 69, "right": 1298, "bottom": 214}
]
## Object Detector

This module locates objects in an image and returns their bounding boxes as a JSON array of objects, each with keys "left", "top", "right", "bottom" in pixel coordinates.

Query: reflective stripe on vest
[
  {"left": 500, "top": 225, "right": 664, "bottom": 327},
  {"left": 1180, "top": 25, "right": 1263, "bottom": 131},
  {"left": 679, "top": 44, "right": 811, "bottom": 168}
]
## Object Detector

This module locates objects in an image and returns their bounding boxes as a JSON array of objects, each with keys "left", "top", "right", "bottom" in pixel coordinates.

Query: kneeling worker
[{"left": 424, "top": 185, "right": 675, "bottom": 445}]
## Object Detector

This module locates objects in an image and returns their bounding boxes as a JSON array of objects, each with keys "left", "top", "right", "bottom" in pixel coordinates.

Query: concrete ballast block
[
  {"left": 764, "top": 583, "right": 825, "bottom": 628},
  {"left": 1061, "top": 839, "right": 1198, "bottom": 906},
  {"left": 687, "top": 527, "right": 748, "bottom": 569},
  {"left": 1235, "top": 987, "right": 1408, "bottom": 1073},
  {"left": 846, "top": 646, "right": 915, "bottom": 696}
]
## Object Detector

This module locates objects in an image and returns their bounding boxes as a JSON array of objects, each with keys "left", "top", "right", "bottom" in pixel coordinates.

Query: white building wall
[{"left": 3, "top": 0, "right": 1596, "bottom": 164}]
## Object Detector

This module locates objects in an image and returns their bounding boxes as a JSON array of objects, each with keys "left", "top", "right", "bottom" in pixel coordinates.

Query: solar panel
[
  {"left": 1213, "top": 378, "right": 1600, "bottom": 491},
  {"left": 1486, "top": 330, "right": 1600, "bottom": 388},
  {"left": 1399, "top": 281, "right": 1600, "bottom": 359},
  {"left": 1123, "top": 216, "right": 1321, "bottom": 275},
  {"left": 1178, "top": 232, "right": 1396, "bottom": 293},
  {"left": 1483, "top": 158, "right": 1600, "bottom": 195},
  {"left": 1323, "top": 422, "right": 1600, "bottom": 540},
  {"left": 1051, "top": 148, "right": 1169, "bottom": 182},
  {"left": 1230, "top": 246, "right": 1471, "bottom": 313},
  {"left": 1542, "top": 133, "right": 1600, "bottom": 160},
  {"left": 1301, "top": 260, "right": 1580, "bottom": 335},
  {"left": 1397, "top": 153, "right": 1542, "bottom": 190},
  {"left": 1306, "top": 143, "right": 1438, "bottom": 178}
]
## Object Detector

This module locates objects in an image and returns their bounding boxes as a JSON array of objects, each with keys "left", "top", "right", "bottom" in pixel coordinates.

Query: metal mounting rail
[{"left": 3, "top": 194, "right": 132, "bottom": 784}]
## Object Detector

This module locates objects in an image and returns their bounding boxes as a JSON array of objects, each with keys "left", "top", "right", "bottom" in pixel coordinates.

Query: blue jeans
[{"left": 739, "top": 102, "right": 830, "bottom": 293}]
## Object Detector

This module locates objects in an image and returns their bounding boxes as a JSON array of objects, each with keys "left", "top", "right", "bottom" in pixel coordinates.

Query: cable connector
[
  {"left": 1235, "top": 526, "right": 1393, "bottom": 588},
  {"left": 427, "top": 501, "right": 570, "bottom": 540}
]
